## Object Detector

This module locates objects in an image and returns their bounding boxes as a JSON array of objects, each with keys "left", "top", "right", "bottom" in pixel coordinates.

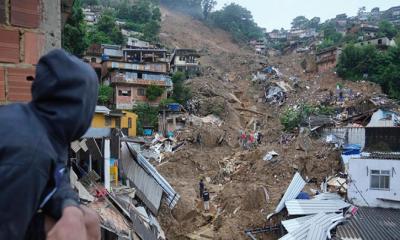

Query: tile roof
[{"left": 335, "top": 207, "right": 400, "bottom": 240}]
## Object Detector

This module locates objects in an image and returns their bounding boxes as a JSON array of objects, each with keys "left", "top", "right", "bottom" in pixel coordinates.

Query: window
[
  {"left": 128, "top": 118, "right": 132, "bottom": 128},
  {"left": 118, "top": 90, "right": 131, "bottom": 96},
  {"left": 137, "top": 88, "right": 145, "bottom": 96},
  {"left": 370, "top": 170, "right": 390, "bottom": 190},
  {"left": 105, "top": 116, "right": 112, "bottom": 127},
  {"left": 378, "top": 39, "right": 383, "bottom": 45},
  {"left": 137, "top": 72, "right": 143, "bottom": 79},
  {"left": 115, "top": 118, "right": 121, "bottom": 128}
]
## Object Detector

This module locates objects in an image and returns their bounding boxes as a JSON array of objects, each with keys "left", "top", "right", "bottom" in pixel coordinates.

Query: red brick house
[{"left": 0, "top": 0, "right": 73, "bottom": 103}]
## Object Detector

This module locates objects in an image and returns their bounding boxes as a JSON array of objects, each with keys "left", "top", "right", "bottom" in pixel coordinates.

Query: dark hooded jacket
[{"left": 0, "top": 49, "right": 98, "bottom": 239}]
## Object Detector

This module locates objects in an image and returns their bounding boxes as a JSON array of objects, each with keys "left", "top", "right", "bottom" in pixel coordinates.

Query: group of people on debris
[{"left": 239, "top": 130, "right": 262, "bottom": 149}]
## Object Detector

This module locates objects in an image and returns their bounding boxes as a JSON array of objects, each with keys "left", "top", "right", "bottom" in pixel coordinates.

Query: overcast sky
[{"left": 216, "top": 0, "right": 400, "bottom": 31}]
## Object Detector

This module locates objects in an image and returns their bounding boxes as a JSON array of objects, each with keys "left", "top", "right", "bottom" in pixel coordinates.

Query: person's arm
[{"left": 42, "top": 167, "right": 80, "bottom": 220}]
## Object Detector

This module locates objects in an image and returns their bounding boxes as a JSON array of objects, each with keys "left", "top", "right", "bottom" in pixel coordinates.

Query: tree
[
  {"left": 202, "top": 0, "right": 216, "bottom": 20},
  {"left": 98, "top": 84, "right": 113, "bottom": 106},
  {"left": 309, "top": 17, "right": 320, "bottom": 29},
  {"left": 171, "top": 72, "right": 191, "bottom": 104},
  {"left": 142, "top": 20, "right": 161, "bottom": 42},
  {"left": 146, "top": 85, "right": 165, "bottom": 101},
  {"left": 62, "top": 0, "right": 88, "bottom": 56},
  {"left": 89, "top": 9, "right": 123, "bottom": 45},
  {"left": 209, "top": 3, "right": 263, "bottom": 42},
  {"left": 132, "top": 103, "right": 160, "bottom": 134},
  {"left": 378, "top": 20, "right": 398, "bottom": 39},
  {"left": 291, "top": 16, "right": 309, "bottom": 29}
]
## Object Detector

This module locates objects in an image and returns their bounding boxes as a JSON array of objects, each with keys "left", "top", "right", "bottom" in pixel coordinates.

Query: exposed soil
[{"left": 156, "top": 6, "right": 382, "bottom": 240}]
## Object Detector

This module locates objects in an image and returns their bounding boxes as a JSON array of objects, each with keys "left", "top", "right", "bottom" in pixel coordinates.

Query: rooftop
[{"left": 335, "top": 207, "right": 400, "bottom": 240}]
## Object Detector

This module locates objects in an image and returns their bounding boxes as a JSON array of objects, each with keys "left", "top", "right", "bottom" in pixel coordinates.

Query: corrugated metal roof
[
  {"left": 335, "top": 207, "right": 400, "bottom": 240},
  {"left": 120, "top": 143, "right": 163, "bottom": 215},
  {"left": 280, "top": 213, "right": 344, "bottom": 240},
  {"left": 125, "top": 142, "right": 180, "bottom": 209},
  {"left": 282, "top": 215, "right": 314, "bottom": 233},
  {"left": 268, "top": 172, "right": 306, "bottom": 219},
  {"left": 285, "top": 199, "right": 350, "bottom": 215},
  {"left": 95, "top": 105, "right": 111, "bottom": 114}
]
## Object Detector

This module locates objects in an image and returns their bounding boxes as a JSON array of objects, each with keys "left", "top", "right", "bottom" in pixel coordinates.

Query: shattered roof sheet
[
  {"left": 282, "top": 215, "right": 314, "bottom": 233},
  {"left": 268, "top": 172, "right": 306, "bottom": 219},
  {"left": 280, "top": 213, "right": 344, "bottom": 240},
  {"left": 285, "top": 199, "right": 350, "bottom": 215},
  {"left": 335, "top": 207, "right": 400, "bottom": 240}
]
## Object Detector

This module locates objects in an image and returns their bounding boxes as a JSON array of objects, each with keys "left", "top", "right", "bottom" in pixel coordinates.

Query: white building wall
[{"left": 348, "top": 158, "right": 400, "bottom": 208}]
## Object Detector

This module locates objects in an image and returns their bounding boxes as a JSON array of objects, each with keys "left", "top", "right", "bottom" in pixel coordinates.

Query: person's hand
[
  {"left": 46, "top": 206, "right": 100, "bottom": 240},
  {"left": 81, "top": 206, "right": 101, "bottom": 240}
]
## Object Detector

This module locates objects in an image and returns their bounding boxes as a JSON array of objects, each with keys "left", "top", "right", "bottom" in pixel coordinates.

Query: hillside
[{"left": 156, "top": 5, "right": 382, "bottom": 240}]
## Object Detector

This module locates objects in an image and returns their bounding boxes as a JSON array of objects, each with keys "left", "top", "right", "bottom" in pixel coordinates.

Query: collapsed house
[
  {"left": 246, "top": 172, "right": 354, "bottom": 240},
  {"left": 70, "top": 125, "right": 179, "bottom": 239}
]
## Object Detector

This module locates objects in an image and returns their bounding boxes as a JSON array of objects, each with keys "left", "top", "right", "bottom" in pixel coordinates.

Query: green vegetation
[
  {"left": 132, "top": 103, "right": 160, "bottom": 135},
  {"left": 146, "top": 85, "right": 165, "bottom": 101},
  {"left": 280, "top": 104, "right": 334, "bottom": 131},
  {"left": 337, "top": 44, "right": 400, "bottom": 99},
  {"left": 377, "top": 20, "right": 399, "bottom": 39},
  {"left": 209, "top": 3, "right": 263, "bottom": 42},
  {"left": 317, "top": 22, "right": 343, "bottom": 50},
  {"left": 290, "top": 16, "right": 320, "bottom": 30},
  {"left": 87, "top": 9, "right": 123, "bottom": 45},
  {"left": 98, "top": 84, "right": 113, "bottom": 105},
  {"left": 115, "top": 0, "right": 161, "bottom": 42},
  {"left": 62, "top": 0, "right": 88, "bottom": 56},
  {"left": 171, "top": 72, "right": 192, "bottom": 104}
]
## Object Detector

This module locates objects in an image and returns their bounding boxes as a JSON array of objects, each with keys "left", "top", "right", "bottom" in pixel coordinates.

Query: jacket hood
[{"left": 30, "top": 49, "right": 99, "bottom": 143}]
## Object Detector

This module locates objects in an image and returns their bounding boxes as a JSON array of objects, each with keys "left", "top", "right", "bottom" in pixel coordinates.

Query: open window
[{"left": 118, "top": 90, "right": 131, "bottom": 96}]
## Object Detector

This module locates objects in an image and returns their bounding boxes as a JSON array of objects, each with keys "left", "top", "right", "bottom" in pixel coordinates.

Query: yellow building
[{"left": 91, "top": 106, "right": 137, "bottom": 137}]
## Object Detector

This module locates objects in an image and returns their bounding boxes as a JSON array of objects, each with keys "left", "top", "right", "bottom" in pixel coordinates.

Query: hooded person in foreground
[{"left": 0, "top": 49, "right": 100, "bottom": 240}]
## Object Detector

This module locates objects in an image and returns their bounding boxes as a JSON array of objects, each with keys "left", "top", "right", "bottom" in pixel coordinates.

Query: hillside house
[
  {"left": 0, "top": 0, "right": 73, "bottom": 104},
  {"left": 355, "top": 37, "right": 397, "bottom": 48},
  {"left": 83, "top": 8, "right": 97, "bottom": 25},
  {"left": 101, "top": 48, "right": 172, "bottom": 109},
  {"left": 170, "top": 49, "right": 200, "bottom": 77},
  {"left": 348, "top": 151, "right": 400, "bottom": 208},
  {"left": 83, "top": 44, "right": 102, "bottom": 78},
  {"left": 316, "top": 47, "right": 342, "bottom": 73},
  {"left": 126, "top": 37, "right": 151, "bottom": 49},
  {"left": 347, "top": 24, "right": 379, "bottom": 40},
  {"left": 382, "top": 6, "right": 400, "bottom": 25},
  {"left": 91, "top": 106, "right": 138, "bottom": 137}
]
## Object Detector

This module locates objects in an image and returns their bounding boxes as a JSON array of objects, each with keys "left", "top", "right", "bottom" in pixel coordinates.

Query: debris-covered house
[
  {"left": 316, "top": 47, "right": 342, "bottom": 73},
  {"left": 0, "top": 0, "right": 73, "bottom": 103},
  {"left": 101, "top": 48, "right": 172, "bottom": 109},
  {"left": 170, "top": 48, "right": 201, "bottom": 77},
  {"left": 347, "top": 24, "right": 379, "bottom": 40},
  {"left": 158, "top": 103, "right": 188, "bottom": 136},
  {"left": 246, "top": 172, "right": 355, "bottom": 240},
  {"left": 72, "top": 123, "right": 180, "bottom": 239}
]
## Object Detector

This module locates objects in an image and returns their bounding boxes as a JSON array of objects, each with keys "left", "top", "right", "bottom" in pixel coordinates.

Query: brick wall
[{"left": 0, "top": 0, "right": 61, "bottom": 104}]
